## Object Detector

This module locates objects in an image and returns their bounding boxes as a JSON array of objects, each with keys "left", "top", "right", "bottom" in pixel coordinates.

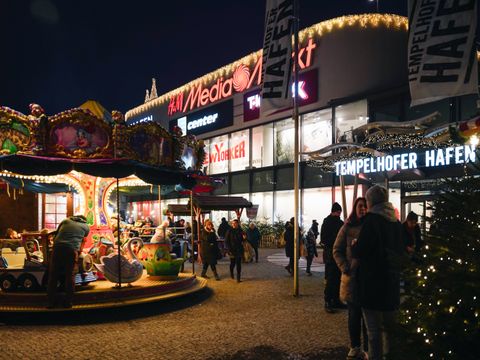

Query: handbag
[{"left": 299, "top": 242, "right": 308, "bottom": 258}]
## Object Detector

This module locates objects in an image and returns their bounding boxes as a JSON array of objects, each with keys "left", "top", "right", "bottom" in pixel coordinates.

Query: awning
[
  {"left": 167, "top": 204, "right": 210, "bottom": 216},
  {"left": 189, "top": 195, "right": 252, "bottom": 211}
]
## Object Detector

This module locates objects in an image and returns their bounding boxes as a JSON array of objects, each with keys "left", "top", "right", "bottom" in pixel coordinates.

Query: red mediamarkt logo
[{"left": 167, "top": 38, "right": 316, "bottom": 116}]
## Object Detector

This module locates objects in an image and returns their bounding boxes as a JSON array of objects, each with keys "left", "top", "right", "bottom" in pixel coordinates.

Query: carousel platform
[{"left": 0, "top": 272, "right": 207, "bottom": 313}]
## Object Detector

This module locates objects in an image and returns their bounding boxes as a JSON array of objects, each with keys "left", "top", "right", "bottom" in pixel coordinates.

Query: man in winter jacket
[
  {"left": 47, "top": 215, "right": 90, "bottom": 308},
  {"left": 354, "top": 185, "right": 405, "bottom": 360},
  {"left": 320, "top": 203, "right": 344, "bottom": 312}
]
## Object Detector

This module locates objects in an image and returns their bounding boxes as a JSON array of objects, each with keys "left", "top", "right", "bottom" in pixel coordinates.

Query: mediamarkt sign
[
  {"left": 335, "top": 145, "right": 476, "bottom": 176},
  {"left": 167, "top": 38, "right": 316, "bottom": 117}
]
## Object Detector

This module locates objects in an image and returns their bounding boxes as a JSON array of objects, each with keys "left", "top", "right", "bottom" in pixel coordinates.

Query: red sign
[
  {"left": 204, "top": 140, "right": 246, "bottom": 165},
  {"left": 168, "top": 38, "right": 316, "bottom": 117}
]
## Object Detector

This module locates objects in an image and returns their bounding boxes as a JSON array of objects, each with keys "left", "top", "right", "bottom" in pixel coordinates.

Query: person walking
[
  {"left": 283, "top": 218, "right": 294, "bottom": 275},
  {"left": 321, "top": 202, "right": 345, "bottom": 312},
  {"left": 225, "top": 219, "right": 245, "bottom": 282},
  {"left": 305, "top": 220, "right": 319, "bottom": 275},
  {"left": 334, "top": 197, "right": 368, "bottom": 360},
  {"left": 200, "top": 219, "right": 221, "bottom": 280},
  {"left": 47, "top": 215, "right": 90, "bottom": 308},
  {"left": 246, "top": 222, "right": 261, "bottom": 263},
  {"left": 354, "top": 185, "right": 405, "bottom": 360},
  {"left": 217, "top": 217, "right": 231, "bottom": 239}
]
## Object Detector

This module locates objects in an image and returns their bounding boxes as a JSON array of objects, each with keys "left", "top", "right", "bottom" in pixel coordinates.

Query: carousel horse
[{"left": 94, "top": 237, "right": 144, "bottom": 284}]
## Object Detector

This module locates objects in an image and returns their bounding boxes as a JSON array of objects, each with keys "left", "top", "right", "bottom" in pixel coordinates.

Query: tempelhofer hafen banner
[
  {"left": 335, "top": 145, "right": 476, "bottom": 176},
  {"left": 261, "top": 0, "right": 293, "bottom": 116},
  {"left": 408, "top": 0, "right": 478, "bottom": 106}
]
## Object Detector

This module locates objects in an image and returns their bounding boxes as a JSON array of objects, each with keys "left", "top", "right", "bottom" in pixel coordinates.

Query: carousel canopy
[{"left": 0, "top": 103, "right": 205, "bottom": 186}]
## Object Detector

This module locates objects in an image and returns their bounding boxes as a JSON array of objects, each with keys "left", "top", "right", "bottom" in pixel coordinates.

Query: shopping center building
[{"left": 125, "top": 14, "right": 480, "bottom": 228}]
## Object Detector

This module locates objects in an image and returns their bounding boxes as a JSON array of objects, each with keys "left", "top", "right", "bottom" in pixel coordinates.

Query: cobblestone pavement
[{"left": 0, "top": 248, "right": 348, "bottom": 360}]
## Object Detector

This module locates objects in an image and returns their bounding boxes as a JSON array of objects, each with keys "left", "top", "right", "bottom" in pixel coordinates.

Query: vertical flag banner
[
  {"left": 408, "top": 0, "right": 478, "bottom": 106},
  {"left": 261, "top": 0, "right": 294, "bottom": 116}
]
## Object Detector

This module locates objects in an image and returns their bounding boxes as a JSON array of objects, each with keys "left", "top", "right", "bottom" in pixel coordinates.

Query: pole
[
  {"left": 293, "top": 0, "right": 300, "bottom": 297},
  {"left": 158, "top": 185, "right": 161, "bottom": 226},
  {"left": 353, "top": 174, "right": 359, "bottom": 207},
  {"left": 116, "top": 177, "right": 122, "bottom": 288},
  {"left": 340, "top": 175, "right": 347, "bottom": 221},
  {"left": 190, "top": 190, "right": 195, "bottom": 274}
]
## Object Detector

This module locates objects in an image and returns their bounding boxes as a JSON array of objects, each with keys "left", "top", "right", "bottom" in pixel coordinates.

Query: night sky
[{"left": 0, "top": 0, "right": 408, "bottom": 116}]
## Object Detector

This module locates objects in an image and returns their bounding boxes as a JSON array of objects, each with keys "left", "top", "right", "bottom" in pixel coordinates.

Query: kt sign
[{"left": 167, "top": 38, "right": 316, "bottom": 117}]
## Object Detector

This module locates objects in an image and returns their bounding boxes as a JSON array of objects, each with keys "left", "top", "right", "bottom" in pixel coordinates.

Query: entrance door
[{"left": 401, "top": 195, "right": 435, "bottom": 235}]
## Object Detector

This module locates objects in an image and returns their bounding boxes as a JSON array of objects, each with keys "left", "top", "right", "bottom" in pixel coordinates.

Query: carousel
[{"left": 0, "top": 102, "right": 207, "bottom": 312}]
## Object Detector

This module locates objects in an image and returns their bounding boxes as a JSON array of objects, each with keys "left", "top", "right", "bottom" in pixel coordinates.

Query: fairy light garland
[{"left": 126, "top": 14, "right": 408, "bottom": 119}]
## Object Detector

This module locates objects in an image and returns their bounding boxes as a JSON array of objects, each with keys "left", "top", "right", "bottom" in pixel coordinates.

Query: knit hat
[
  {"left": 331, "top": 202, "right": 342, "bottom": 213},
  {"left": 366, "top": 185, "right": 388, "bottom": 206}
]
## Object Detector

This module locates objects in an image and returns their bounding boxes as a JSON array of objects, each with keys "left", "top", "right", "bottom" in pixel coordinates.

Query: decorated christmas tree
[{"left": 392, "top": 175, "right": 480, "bottom": 360}]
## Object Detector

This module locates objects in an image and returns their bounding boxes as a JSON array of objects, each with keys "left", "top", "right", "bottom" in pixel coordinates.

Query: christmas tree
[{"left": 391, "top": 176, "right": 480, "bottom": 360}]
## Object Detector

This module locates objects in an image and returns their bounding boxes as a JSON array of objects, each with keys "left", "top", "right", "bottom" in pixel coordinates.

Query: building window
[
  {"left": 274, "top": 118, "right": 295, "bottom": 165},
  {"left": 335, "top": 100, "right": 368, "bottom": 143},
  {"left": 230, "top": 173, "right": 250, "bottom": 194},
  {"left": 202, "top": 139, "right": 210, "bottom": 174},
  {"left": 252, "top": 169, "right": 274, "bottom": 192},
  {"left": 274, "top": 190, "right": 294, "bottom": 223},
  {"left": 405, "top": 98, "right": 451, "bottom": 123},
  {"left": 251, "top": 191, "right": 274, "bottom": 223},
  {"left": 302, "top": 108, "right": 332, "bottom": 153},
  {"left": 230, "top": 129, "right": 250, "bottom": 172},
  {"left": 206, "top": 134, "right": 229, "bottom": 174},
  {"left": 252, "top": 124, "right": 274, "bottom": 168},
  {"left": 44, "top": 193, "right": 68, "bottom": 230}
]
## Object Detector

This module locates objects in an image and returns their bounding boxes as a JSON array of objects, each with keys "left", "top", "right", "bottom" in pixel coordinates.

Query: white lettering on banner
[
  {"left": 408, "top": 0, "right": 478, "bottom": 106},
  {"left": 335, "top": 145, "right": 475, "bottom": 176},
  {"left": 291, "top": 81, "right": 308, "bottom": 99},
  {"left": 261, "top": 0, "right": 294, "bottom": 115},
  {"left": 187, "top": 113, "right": 218, "bottom": 130}
]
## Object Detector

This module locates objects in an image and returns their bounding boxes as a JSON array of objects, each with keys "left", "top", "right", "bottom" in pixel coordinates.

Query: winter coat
[
  {"left": 305, "top": 228, "right": 318, "bottom": 257},
  {"left": 225, "top": 227, "right": 244, "bottom": 258},
  {"left": 200, "top": 229, "right": 220, "bottom": 265},
  {"left": 217, "top": 220, "right": 231, "bottom": 238},
  {"left": 403, "top": 222, "right": 423, "bottom": 252},
  {"left": 54, "top": 216, "right": 90, "bottom": 251},
  {"left": 284, "top": 223, "right": 294, "bottom": 258},
  {"left": 246, "top": 227, "right": 261, "bottom": 247},
  {"left": 320, "top": 215, "right": 344, "bottom": 264},
  {"left": 333, "top": 221, "right": 362, "bottom": 303},
  {"left": 354, "top": 202, "right": 405, "bottom": 311}
]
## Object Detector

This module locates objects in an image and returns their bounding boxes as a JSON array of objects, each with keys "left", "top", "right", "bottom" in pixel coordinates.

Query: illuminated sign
[
  {"left": 335, "top": 145, "right": 476, "bottom": 176},
  {"left": 168, "top": 38, "right": 317, "bottom": 117},
  {"left": 243, "top": 68, "right": 318, "bottom": 122},
  {"left": 169, "top": 99, "right": 233, "bottom": 136}
]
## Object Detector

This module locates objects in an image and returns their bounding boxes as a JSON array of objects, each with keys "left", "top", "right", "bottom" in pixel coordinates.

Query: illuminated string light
[{"left": 126, "top": 14, "right": 408, "bottom": 120}]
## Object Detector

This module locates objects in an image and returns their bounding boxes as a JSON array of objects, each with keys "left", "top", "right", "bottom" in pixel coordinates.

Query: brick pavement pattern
[{"left": 0, "top": 249, "right": 348, "bottom": 360}]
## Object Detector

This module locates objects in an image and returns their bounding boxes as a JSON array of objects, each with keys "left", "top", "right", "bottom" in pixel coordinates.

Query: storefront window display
[
  {"left": 230, "top": 129, "right": 250, "bottom": 172},
  {"left": 252, "top": 124, "right": 274, "bottom": 168},
  {"left": 335, "top": 100, "right": 368, "bottom": 143},
  {"left": 302, "top": 187, "right": 334, "bottom": 230},
  {"left": 251, "top": 192, "right": 273, "bottom": 223},
  {"left": 274, "top": 190, "right": 294, "bottom": 223},
  {"left": 205, "top": 134, "right": 229, "bottom": 175},
  {"left": 302, "top": 108, "right": 332, "bottom": 153},
  {"left": 274, "top": 118, "right": 295, "bottom": 165}
]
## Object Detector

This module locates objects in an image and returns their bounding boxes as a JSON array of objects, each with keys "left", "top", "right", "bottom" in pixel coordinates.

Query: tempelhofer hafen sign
[{"left": 335, "top": 145, "right": 476, "bottom": 176}]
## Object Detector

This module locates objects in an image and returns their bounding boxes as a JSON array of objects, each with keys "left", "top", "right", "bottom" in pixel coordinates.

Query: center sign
[{"left": 335, "top": 145, "right": 477, "bottom": 176}]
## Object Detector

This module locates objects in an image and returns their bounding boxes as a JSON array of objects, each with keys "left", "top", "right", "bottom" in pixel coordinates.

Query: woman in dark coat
[
  {"left": 200, "top": 219, "right": 221, "bottom": 280},
  {"left": 246, "top": 222, "right": 261, "bottom": 263},
  {"left": 225, "top": 219, "right": 245, "bottom": 282},
  {"left": 284, "top": 218, "right": 295, "bottom": 275}
]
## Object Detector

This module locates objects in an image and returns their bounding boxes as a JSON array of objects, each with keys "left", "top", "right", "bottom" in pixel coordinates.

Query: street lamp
[{"left": 369, "top": 0, "right": 379, "bottom": 12}]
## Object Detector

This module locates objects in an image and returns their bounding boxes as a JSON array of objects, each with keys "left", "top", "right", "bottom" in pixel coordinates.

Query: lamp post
[{"left": 369, "top": 0, "right": 379, "bottom": 12}]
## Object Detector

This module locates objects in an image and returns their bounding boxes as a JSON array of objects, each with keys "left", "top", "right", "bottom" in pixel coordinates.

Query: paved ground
[{"left": 0, "top": 248, "right": 349, "bottom": 360}]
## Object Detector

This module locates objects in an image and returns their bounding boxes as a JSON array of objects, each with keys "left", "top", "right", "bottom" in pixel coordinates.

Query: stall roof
[
  {"left": 190, "top": 196, "right": 252, "bottom": 211},
  {"left": 168, "top": 204, "right": 210, "bottom": 216}
]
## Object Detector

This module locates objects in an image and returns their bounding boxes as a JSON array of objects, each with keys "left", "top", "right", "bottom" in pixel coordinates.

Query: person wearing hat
[
  {"left": 47, "top": 215, "right": 90, "bottom": 308},
  {"left": 354, "top": 185, "right": 405, "bottom": 360},
  {"left": 320, "top": 202, "right": 344, "bottom": 312}
]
